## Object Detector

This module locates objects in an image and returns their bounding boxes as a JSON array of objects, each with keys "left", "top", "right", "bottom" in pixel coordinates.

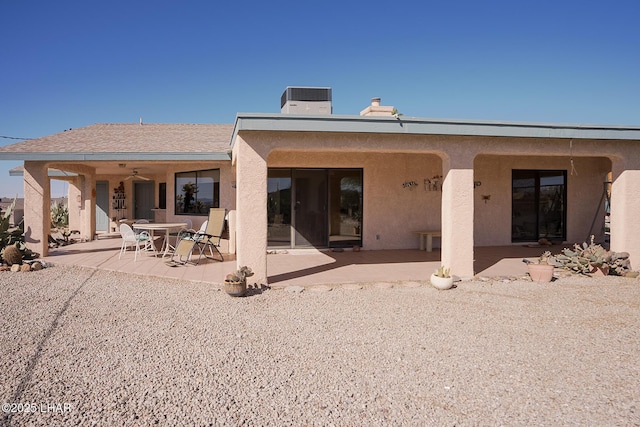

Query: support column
[
  {"left": 441, "top": 155, "right": 475, "bottom": 278},
  {"left": 610, "top": 160, "right": 640, "bottom": 269},
  {"left": 63, "top": 165, "right": 96, "bottom": 241},
  {"left": 234, "top": 137, "right": 268, "bottom": 285},
  {"left": 68, "top": 177, "right": 82, "bottom": 234},
  {"left": 81, "top": 172, "right": 96, "bottom": 241},
  {"left": 23, "top": 161, "right": 50, "bottom": 257},
  {"left": 227, "top": 210, "right": 237, "bottom": 254}
]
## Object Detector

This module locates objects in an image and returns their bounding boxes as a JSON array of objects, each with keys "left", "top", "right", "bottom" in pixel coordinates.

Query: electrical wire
[{"left": 0, "top": 135, "right": 32, "bottom": 140}]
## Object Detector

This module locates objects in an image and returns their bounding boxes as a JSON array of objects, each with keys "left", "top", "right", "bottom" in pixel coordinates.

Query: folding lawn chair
[
  {"left": 191, "top": 208, "right": 226, "bottom": 263},
  {"left": 166, "top": 208, "right": 226, "bottom": 265}
]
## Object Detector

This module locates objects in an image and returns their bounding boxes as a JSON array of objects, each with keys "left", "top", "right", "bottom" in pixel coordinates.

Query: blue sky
[{"left": 1, "top": 0, "right": 639, "bottom": 197}]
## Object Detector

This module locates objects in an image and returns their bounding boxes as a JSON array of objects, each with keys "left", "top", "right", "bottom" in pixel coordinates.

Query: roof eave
[
  {"left": 0, "top": 152, "right": 232, "bottom": 162},
  {"left": 230, "top": 113, "right": 640, "bottom": 145}
]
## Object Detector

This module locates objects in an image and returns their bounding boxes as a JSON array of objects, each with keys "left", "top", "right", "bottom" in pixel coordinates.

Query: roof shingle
[{"left": 0, "top": 123, "right": 233, "bottom": 154}]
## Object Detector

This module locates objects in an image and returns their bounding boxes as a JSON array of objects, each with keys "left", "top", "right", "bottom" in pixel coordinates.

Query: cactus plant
[
  {"left": 553, "top": 235, "right": 636, "bottom": 277},
  {"left": 434, "top": 266, "right": 451, "bottom": 278},
  {"left": 0, "top": 197, "right": 39, "bottom": 261},
  {"left": 224, "top": 266, "right": 254, "bottom": 297},
  {"left": 2, "top": 244, "right": 23, "bottom": 266},
  {"left": 431, "top": 266, "right": 454, "bottom": 289},
  {"left": 225, "top": 266, "right": 254, "bottom": 283}
]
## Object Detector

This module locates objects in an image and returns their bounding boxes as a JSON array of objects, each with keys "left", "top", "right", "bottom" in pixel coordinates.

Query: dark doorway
[{"left": 134, "top": 181, "right": 155, "bottom": 220}]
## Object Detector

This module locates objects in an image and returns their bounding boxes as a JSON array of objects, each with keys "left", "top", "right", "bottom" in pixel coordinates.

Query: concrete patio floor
[{"left": 42, "top": 235, "right": 567, "bottom": 288}]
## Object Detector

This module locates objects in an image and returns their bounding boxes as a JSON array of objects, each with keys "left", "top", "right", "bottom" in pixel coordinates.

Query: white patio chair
[
  {"left": 119, "top": 223, "right": 156, "bottom": 261},
  {"left": 133, "top": 218, "right": 150, "bottom": 233}
]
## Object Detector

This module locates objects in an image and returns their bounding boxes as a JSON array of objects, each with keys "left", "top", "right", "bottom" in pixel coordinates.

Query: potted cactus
[
  {"left": 527, "top": 251, "right": 555, "bottom": 282},
  {"left": 430, "top": 266, "right": 453, "bottom": 290},
  {"left": 223, "top": 266, "right": 254, "bottom": 297}
]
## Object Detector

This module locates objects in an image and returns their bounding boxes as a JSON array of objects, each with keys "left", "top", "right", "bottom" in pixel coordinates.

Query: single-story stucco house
[{"left": 1, "top": 87, "right": 639, "bottom": 284}]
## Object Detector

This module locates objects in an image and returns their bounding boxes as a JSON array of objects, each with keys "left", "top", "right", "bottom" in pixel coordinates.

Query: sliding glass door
[
  {"left": 328, "top": 169, "right": 362, "bottom": 247},
  {"left": 268, "top": 168, "right": 362, "bottom": 248},
  {"left": 267, "top": 169, "right": 292, "bottom": 247},
  {"left": 294, "top": 169, "right": 328, "bottom": 247},
  {"left": 512, "top": 170, "right": 566, "bottom": 242}
]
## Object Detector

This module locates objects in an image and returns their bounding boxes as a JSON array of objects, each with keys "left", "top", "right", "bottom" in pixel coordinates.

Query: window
[
  {"left": 159, "top": 183, "right": 166, "bottom": 209},
  {"left": 512, "top": 170, "right": 566, "bottom": 242},
  {"left": 175, "top": 169, "right": 219, "bottom": 215}
]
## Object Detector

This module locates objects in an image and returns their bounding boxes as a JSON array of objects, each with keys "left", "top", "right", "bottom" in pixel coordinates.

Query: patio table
[{"left": 132, "top": 222, "right": 188, "bottom": 257}]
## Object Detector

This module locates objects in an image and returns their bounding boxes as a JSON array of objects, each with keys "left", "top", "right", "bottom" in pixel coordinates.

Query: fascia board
[
  {"left": 9, "top": 168, "right": 78, "bottom": 177},
  {"left": 231, "top": 113, "right": 640, "bottom": 142}
]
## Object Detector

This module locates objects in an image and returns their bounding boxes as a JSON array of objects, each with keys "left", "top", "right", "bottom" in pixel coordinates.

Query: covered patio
[{"left": 40, "top": 236, "right": 565, "bottom": 288}]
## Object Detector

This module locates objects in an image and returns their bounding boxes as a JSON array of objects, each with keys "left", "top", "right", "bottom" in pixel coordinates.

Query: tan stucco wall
[
  {"left": 163, "top": 161, "right": 235, "bottom": 230},
  {"left": 235, "top": 136, "right": 269, "bottom": 284},
  {"left": 23, "top": 162, "right": 51, "bottom": 257},
  {"left": 473, "top": 155, "right": 612, "bottom": 246},
  {"left": 236, "top": 130, "right": 640, "bottom": 280},
  {"left": 268, "top": 151, "right": 443, "bottom": 250},
  {"left": 91, "top": 160, "right": 233, "bottom": 231},
  {"left": 67, "top": 178, "right": 81, "bottom": 233},
  {"left": 610, "top": 168, "right": 640, "bottom": 269}
]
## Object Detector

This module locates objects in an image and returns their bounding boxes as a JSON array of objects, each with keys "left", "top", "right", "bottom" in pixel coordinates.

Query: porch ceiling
[
  {"left": 10, "top": 160, "right": 224, "bottom": 177},
  {"left": 53, "top": 160, "right": 201, "bottom": 176}
]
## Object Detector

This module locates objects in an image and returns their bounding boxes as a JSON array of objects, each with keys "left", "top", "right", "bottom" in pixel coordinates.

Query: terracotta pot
[
  {"left": 589, "top": 265, "right": 610, "bottom": 276},
  {"left": 224, "top": 279, "right": 247, "bottom": 297},
  {"left": 527, "top": 263, "right": 555, "bottom": 282},
  {"left": 430, "top": 273, "right": 454, "bottom": 290}
]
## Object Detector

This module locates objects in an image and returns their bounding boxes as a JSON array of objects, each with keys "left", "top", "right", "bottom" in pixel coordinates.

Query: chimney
[{"left": 360, "top": 97, "right": 395, "bottom": 116}]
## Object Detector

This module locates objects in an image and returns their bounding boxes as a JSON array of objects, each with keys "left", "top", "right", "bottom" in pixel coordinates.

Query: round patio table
[{"left": 132, "top": 222, "right": 188, "bottom": 257}]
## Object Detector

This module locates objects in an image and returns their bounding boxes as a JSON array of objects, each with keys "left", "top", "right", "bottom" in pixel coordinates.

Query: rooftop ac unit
[{"left": 281, "top": 86, "right": 332, "bottom": 114}]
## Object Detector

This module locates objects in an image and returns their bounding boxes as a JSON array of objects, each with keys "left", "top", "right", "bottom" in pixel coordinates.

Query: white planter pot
[{"left": 430, "top": 273, "right": 454, "bottom": 290}]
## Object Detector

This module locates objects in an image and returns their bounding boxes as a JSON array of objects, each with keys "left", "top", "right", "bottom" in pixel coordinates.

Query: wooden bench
[{"left": 414, "top": 230, "right": 441, "bottom": 252}]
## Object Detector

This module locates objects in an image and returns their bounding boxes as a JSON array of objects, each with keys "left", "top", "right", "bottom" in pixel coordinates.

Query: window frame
[
  {"left": 511, "top": 169, "right": 567, "bottom": 242},
  {"left": 174, "top": 168, "right": 220, "bottom": 216}
]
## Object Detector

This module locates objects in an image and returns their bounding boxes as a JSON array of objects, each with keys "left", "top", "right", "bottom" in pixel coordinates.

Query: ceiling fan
[{"left": 124, "top": 169, "right": 150, "bottom": 181}]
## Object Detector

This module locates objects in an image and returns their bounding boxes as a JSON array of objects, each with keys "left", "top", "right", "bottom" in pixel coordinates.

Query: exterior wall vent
[{"left": 281, "top": 86, "right": 332, "bottom": 114}]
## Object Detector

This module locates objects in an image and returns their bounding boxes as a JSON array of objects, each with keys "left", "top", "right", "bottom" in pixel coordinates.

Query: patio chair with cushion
[
  {"left": 132, "top": 218, "right": 150, "bottom": 233},
  {"left": 167, "top": 218, "right": 193, "bottom": 253},
  {"left": 166, "top": 229, "right": 199, "bottom": 266},
  {"left": 167, "top": 209, "right": 226, "bottom": 265},
  {"left": 119, "top": 223, "right": 156, "bottom": 261},
  {"left": 192, "top": 208, "right": 226, "bottom": 263}
]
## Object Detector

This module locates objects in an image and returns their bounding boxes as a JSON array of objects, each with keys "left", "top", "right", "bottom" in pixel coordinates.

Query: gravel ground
[{"left": 1, "top": 265, "right": 639, "bottom": 426}]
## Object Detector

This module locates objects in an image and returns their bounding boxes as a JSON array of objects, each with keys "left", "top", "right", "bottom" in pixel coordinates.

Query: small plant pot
[
  {"left": 589, "top": 265, "right": 610, "bottom": 276},
  {"left": 430, "top": 273, "right": 454, "bottom": 290},
  {"left": 527, "top": 263, "right": 555, "bottom": 282},
  {"left": 224, "top": 279, "right": 247, "bottom": 297}
]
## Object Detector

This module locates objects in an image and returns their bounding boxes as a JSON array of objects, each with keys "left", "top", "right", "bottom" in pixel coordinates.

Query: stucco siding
[
  {"left": 474, "top": 155, "right": 612, "bottom": 246},
  {"left": 268, "top": 151, "right": 443, "bottom": 250}
]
